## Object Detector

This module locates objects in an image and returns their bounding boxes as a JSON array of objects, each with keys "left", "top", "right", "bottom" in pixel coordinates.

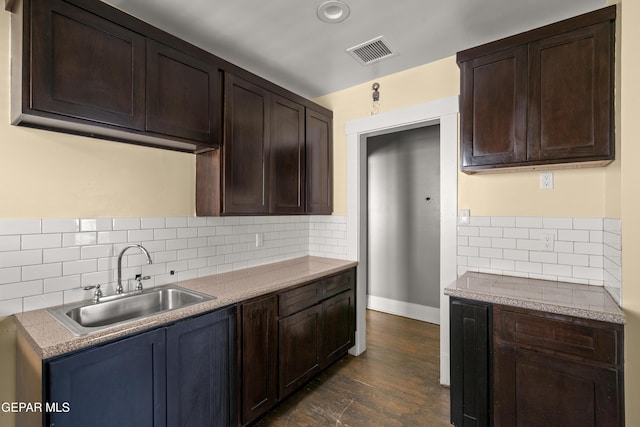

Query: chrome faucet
[{"left": 117, "top": 244, "right": 152, "bottom": 294}]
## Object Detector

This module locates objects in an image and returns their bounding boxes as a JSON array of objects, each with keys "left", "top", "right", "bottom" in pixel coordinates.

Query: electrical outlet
[
  {"left": 540, "top": 172, "right": 554, "bottom": 189},
  {"left": 255, "top": 233, "right": 264, "bottom": 248},
  {"left": 541, "top": 233, "right": 555, "bottom": 251}
]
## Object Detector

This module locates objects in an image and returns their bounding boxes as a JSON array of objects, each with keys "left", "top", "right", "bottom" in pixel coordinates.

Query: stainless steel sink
[{"left": 47, "top": 285, "right": 215, "bottom": 336}]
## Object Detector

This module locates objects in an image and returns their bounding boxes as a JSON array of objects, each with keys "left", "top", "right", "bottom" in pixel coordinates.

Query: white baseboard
[{"left": 367, "top": 295, "right": 440, "bottom": 325}]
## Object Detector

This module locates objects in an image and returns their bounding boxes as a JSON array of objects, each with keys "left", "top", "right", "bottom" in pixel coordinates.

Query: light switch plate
[{"left": 459, "top": 209, "right": 470, "bottom": 225}]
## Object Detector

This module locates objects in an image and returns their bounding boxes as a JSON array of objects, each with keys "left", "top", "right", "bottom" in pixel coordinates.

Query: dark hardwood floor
[{"left": 255, "top": 309, "right": 451, "bottom": 426}]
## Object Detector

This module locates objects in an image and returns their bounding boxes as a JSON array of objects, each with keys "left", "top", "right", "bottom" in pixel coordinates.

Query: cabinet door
[
  {"left": 166, "top": 307, "right": 237, "bottom": 427},
  {"left": 305, "top": 109, "right": 333, "bottom": 214},
  {"left": 240, "top": 296, "right": 278, "bottom": 425},
  {"left": 223, "top": 74, "right": 270, "bottom": 214},
  {"left": 321, "top": 289, "right": 355, "bottom": 368},
  {"left": 279, "top": 304, "right": 322, "bottom": 399},
  {"left": 30, "top": 0, "right": 145, "bottom": 129},
  {"left": 527, "top": 22, "right": 614, "bottom": 162},
  {"left": 270, "top": 95, "right": 305, "bottom": 214},
  {"left": 494, "top": 345, "right": 621, "bottom": 427},
  {"left": 449, "top": 298, "right": 491, "bottom": 427},
  {"left": 146, "top": 39, "right": 221, "bottom": 146},
  {"left": 46, "top": 328, "right": 166, "bottom": 427},
  {"left": 460, "top": 46, "right": 528, "bottom": 171}
]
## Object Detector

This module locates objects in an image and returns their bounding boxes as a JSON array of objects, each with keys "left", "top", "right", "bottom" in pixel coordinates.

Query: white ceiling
[{"left": 103, "top": 0, "right": 607, "bottom": 99}]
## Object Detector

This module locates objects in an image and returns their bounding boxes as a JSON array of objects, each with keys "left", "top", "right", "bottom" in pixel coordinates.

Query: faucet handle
[
  {"left": 134, "top": 274, "right": 151, "bottom": 291},
  {"left": 84, "top": 284, "right": 103, "bottom": 303}
]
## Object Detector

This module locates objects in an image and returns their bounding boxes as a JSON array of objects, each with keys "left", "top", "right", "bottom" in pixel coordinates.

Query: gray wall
[{"left": 367, "top": 125, "right": 440, "bottom": 308}]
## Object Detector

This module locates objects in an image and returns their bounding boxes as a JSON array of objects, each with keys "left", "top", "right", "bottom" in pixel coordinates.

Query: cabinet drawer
[
  {"left": 494, "top": 305, "right": 622, "bottom": 366},
  {"left": 322, "top": 270, "right": 354, "bottom": 299},
  {"left": 278, "top": 282, "right": 321, "bottom": 317}
]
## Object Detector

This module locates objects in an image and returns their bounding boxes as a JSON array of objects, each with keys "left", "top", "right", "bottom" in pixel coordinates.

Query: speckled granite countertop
[
  {"left": 14, "top": 256, "right": 357, "bottom": 360},
  {"left": 445, "top": 272, "right": 625, "bottom": 324}
]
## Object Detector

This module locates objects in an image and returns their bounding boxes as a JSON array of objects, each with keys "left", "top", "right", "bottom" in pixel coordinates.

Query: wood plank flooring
[{"left": 254, "top": 309, "right": 451, "bottom": 426}]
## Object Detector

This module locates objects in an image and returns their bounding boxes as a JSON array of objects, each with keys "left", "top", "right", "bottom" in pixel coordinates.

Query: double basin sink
[{"left": 47, "top": 285, "right": 215, "bottom": 336}]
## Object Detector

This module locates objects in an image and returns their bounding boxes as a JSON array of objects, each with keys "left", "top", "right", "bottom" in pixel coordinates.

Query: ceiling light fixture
[{"left": 317, "top": 1, "right": 350, "bottom": 24}]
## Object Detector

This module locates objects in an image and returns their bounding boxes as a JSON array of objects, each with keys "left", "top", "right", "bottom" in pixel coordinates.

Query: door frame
[{"left": 345, "top": 96, "right": 458, "bottom": 385}]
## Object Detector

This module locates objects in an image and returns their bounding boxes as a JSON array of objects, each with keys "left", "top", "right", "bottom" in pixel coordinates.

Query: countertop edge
[
  {"left": 15, "top": 256, "right": 358, "bottom": 360},
  {"left": 444, "top": 273, "right": 626, "bottom": 325}
]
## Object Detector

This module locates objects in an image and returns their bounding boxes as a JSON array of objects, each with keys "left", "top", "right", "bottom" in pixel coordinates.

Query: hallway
[{"left": 256, "top": 310, "right": 451, "bottom": 426}]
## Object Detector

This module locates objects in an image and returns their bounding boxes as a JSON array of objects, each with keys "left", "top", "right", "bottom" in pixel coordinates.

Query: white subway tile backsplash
[
  {"left": 543, "top": 217, "right": 572, "bottom": 229},
  {"left": 558, "top": 253, "right": 590, "bottom": 267},
  {"left": 0, "top": 298, "right": 23, "bottom": 316},
  {"left": 22, "top": 233, "right": 62, "bottom": 250},
  {"left": 62, "top": 232, "right": 97, "bottom": 247},
  {"left": 573, "top": 218, "right": 603, "bottom": 230},
  {"left": 574, "top": 242, "right": 603, "bottom": 256},
  {"left": 177, "top": 227, "right": 198, "bottom": 239},
  {"left": 515, "top": 261, "right": 542, "bottom": 274},
  {"left": 530, "top": 251, "right": 557, "bottom": 264},
  {"left": 503, "top": 249, "right": 529, "bottom": 261},
  {"left": 0, "top": 236, "right": 21, "bottom": 252},
  {"left": 516, "top": 217, "right": 543, "bottom": 228},
  {"left": 63, "top": 259, "right": 97, "bottom": 276},
  {"left": 42, "top": 219, "right": 80, "bottom": 233},
  {"left": 491, "top": 217, "right": 515, "bottom": 227},
  {"left": 24, "top": 292, "right": 63, "bottom": 312},
  {"left": 166, "top": 217, "right": 188, "bottom": 228},
  {"left": 81, "top": 245, "right": 113, "bottom": 259},
  {"left": 22, "top": 263, "right": 62, "bottom": 281},
  {"left": 0, "top": 214, "right": 328, "bottom": 315},
  {"left": 0, "top": 279, "right": 43, "bottom": 300},
  {"left": 80, "top": 218, "right": 112, "bottom": 232},
  {"left": 44, "top": 275, "right": 81, "bottom": 293},
  {"left": 128, "top": 229, "right": 155, "bottom": 242},
  {"left": 97, "top": 231, "right": 128, "bottom": 244},
  {"left": 141, "top": 217, "right": 166, "bottom": 229},
  {"left": 469, "top": 216, "right": 491, "bottom": 226},
  {"left": 0, "top": 267, "right": 21, "bottom": 285},
  {"left": 0, "top": 250, "right": 42, "bottom": 268},
  {"left": 558, "top": 229, "right": 590, "bottom": 242},
  {"left": 43, "top": 247, "right": 81, "bottom": 264},
  {"left": 0, "top": 219, "right": 41, "bottom": 235},
  {"left": 457, "top": 216, "right": 622, "bottom": 304}
]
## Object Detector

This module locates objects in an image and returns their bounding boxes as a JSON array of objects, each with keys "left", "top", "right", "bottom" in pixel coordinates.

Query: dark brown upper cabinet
[
  {"left": 146, "top": 39, "right": 221, "bottom": 146},
  {"left": 196, "top": 73, "right": 333, "bottom": 216},
  {"left": 458, "top": 6, "right": 616, "bottom": 173},
  {"left": 305, "top": 109, "right": 334, "bottom": 215},
  {"left": 270, "top": 95, "right": 306, "bottom": 215},
  {"left": 10, "top": 0, "right": 221, "bottom": 152},
  {"left": 222, "top": 74, "right": 271, "bottom": 215}
]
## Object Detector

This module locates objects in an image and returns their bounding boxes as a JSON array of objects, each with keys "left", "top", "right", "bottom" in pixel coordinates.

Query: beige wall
[
  {"left": 616, "top": 0, "right": 640, "bottom": 425},
  {"left": 0, "top": 12, "right": 195, "bottom": 219}
]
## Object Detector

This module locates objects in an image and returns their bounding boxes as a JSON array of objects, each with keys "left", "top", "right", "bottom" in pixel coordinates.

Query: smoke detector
[{"left": 347, "top": 36, "right": 398, "bottom": 66}]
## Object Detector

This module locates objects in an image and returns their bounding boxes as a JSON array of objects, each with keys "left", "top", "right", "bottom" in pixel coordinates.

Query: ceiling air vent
[{"left": 347, "top": 36, "right": 397, "bottom": 66}]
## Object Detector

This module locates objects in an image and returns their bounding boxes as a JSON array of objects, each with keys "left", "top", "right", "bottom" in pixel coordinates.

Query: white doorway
[{"left": 345, "top": 96, "right": 458, "bottom": 385}]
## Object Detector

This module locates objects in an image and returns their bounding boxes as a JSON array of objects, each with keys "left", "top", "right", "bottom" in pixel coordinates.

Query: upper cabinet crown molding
[{"left": 457, "top": 5, "right": 616, "bottom": 174}]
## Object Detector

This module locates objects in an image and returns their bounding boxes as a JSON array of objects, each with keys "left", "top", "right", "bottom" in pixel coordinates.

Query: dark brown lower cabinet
[
  {"left": 239, "top": 295, "right": 278, "bottom": 425},
  {"left": 322, "top": 289, "right": 356, "bottom": 368},
  {"left": 279, "top": 304, "right": 323, "bottom": 398},
  {"left": 493, "top": 304, "right": 624, "bottom": 427},
  {"left": 239, "top": 268, "right": 356, "bottom": 425},
  {"left": 450, "top": 300, "right": 624, "bottom": 427},
  {"left": 449, "top": 298, "right": 492, "bottom": 427}
]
